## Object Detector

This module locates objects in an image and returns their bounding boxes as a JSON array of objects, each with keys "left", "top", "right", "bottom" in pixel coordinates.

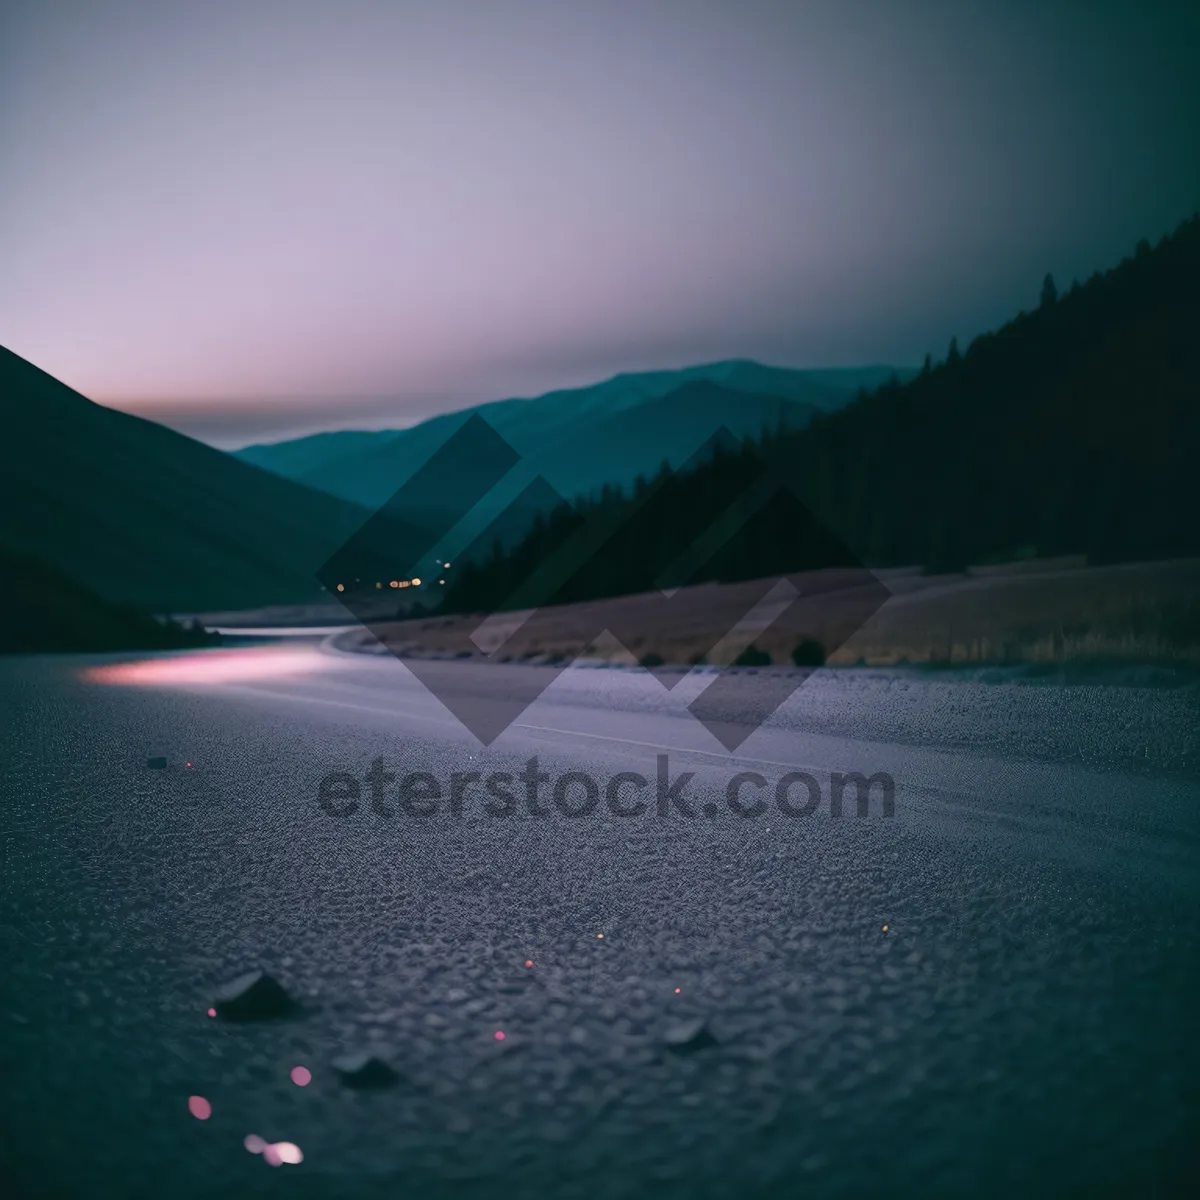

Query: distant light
[
  {"left": 412, "top": 577, "right": 422, "bottom": 586},
  {"left": 444, "top": 562, "right": 451, "bottom": 568},
  {"left": 882, "top": 924, "right": 889, "bottom": 932},
  {"left": 244, "top": 1134, "right": 267, "bottom": 1154},
  {"left": 290, "top": 1065, "right": 311, "bottom": 1086},
  {"left": 439, "top": 579, "right": 445, "bottom": 585},
  {"left": 494, "top": 1030, "right": 506, "bottom": 1041},
  {"left": 389, "top": 581, "right": 397, "bottom": 588},
  {"left": 206, "top": 1007, "right": 216, "bottom": 1017},
  {"left": 185, "top": 761, "right": 193, "bottom": 768},
  {"left": 596, "top": 933, "right": 604, "bottom": 939},
  {"left": 188, "top": 1095, "right": 212, "bottom": 1120},
  {"left": 375, "top": 582, "right": 382, "bottom": 589},
  {"left": 675, "top": 988, "right": 681, "bottom": 994},
  {"left": 336, "top": 584, "right": 344, "bottom": 592},
  {"left": 525, "top": 959, "right": 533, "bottom": 968}
]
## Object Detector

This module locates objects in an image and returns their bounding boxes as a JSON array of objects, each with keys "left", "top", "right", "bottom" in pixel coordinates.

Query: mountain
[
  {"left": 0, "top": 347, "right": 398, "bottom": 613},
  {"left": 235, "top": 360, "right": 912, "bottom": 511},
  {"left": 441, "top": 214, "right": 1200, "bottom": 615},
  {"left": 535, "top": 379, "right": 819, "bottom": 501},
  {"left": 236, "top": 428, "right": 387, "bottom": 479}
]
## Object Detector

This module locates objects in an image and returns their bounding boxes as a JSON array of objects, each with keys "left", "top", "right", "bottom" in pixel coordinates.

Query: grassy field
[{"left": 334, "top": 556, "right": 1200, "bottom": 669}]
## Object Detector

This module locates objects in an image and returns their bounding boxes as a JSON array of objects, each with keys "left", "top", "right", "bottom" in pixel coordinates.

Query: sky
[{"left": 2, "top": 0, "right": 1198, "bottom": 448}]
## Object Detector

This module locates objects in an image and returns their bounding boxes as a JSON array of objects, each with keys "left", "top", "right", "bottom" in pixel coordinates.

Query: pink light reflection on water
[{"left": 82, "top": 646, "right": 322, "bottom": 688}]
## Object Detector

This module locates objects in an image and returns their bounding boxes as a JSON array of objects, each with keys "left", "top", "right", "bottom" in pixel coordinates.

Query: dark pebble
[
  {"left": 663, "top": 1018, "right": 719, "bottom": 1053},
  {"left": 331, "top": 1052, "right": 399, "bottom": 1088},
  {"left": 212, "top": 969, "right": 293, "bottom": 1020}
]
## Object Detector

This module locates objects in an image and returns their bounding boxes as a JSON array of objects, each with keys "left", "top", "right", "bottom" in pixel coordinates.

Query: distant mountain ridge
[{"left": 236, "top": 360, "right": 913, "bottom": 512}]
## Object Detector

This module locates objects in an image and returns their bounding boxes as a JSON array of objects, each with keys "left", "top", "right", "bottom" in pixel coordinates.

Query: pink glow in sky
[{"left": 2, "top": 1, "right": 1197, "bottom": 446}]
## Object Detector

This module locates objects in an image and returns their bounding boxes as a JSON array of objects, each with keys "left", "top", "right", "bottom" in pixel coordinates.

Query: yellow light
[
  {"left": 412, "top": 577, "right": 422, "bottom": 586},
  {"left": 336, "top": 584, "right": 344, "bottom": 592}
]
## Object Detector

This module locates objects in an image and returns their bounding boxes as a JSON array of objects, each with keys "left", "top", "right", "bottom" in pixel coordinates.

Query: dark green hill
[
  {"left": 0, "top": 347, "right": 396, "bottom": 612},
  {"left": 0, "top": 549, "right": 216, "bottom": 654},
  {"left": 796, "top": 216, "right": 1200, "bottom": 570}
]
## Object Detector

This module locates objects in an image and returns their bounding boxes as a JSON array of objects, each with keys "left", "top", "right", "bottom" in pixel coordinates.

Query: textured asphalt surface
[{"left": 1, "top": 640, "right": 1198, "bottom": 1199}]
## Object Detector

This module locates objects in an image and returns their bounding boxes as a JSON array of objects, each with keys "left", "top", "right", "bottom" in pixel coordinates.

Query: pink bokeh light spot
[
  {"left": 187, "top": 1095, "right": 212, "bottom": 1120},
  {"left": 244, "top": 1134, "right": 266, "bottom": 1154},
  {"left": 262, "top": 1141, "right": 303, "bottom": 1166},
  {"left": 494, "top": 1030, "right": 506, "bottom": 1041},
  {"left": 290, "top": 1065, "right": 312, "bottom": 1086}
]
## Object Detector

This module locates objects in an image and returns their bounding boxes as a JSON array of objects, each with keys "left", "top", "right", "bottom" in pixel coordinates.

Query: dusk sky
[{"left": 2, "top": 0, "right": 1198, "bottom": 447}]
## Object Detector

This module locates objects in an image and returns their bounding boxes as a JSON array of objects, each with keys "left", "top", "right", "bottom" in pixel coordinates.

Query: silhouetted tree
[
  {"left": 1040, "top": 272, "right": 1058, "bottom": 307},
  {"left": 947, "top": 336, "right": 961, "bottom": 364}
]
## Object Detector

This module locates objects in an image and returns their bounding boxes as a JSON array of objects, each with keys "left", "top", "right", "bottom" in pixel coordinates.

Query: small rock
[
  {"left": 331, "top": 1052, "right": 399, "bottom": 1088},
  {"left": 212, "top": 969, "right": 293, "bottom": 1021},
  {"left": 663, "top": 1017, "right": 719, "bottom": 1053},
  {"left": 147, "top": 757, "right": 168, "bottom": 769}
]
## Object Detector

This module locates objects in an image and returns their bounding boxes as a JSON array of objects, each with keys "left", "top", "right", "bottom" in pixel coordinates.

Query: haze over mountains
[{"left": 237, "top": 361, "right": 909, "bottom": 511}]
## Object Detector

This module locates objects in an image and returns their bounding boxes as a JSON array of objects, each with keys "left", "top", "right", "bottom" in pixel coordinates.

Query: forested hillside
[{"left": 442, "top": 215, "right": 1200, "bottom": 615}]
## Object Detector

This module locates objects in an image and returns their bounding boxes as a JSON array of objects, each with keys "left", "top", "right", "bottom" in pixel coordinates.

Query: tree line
[{"left": 442, "top": 213, "right": 1200, "bottom": 616}]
